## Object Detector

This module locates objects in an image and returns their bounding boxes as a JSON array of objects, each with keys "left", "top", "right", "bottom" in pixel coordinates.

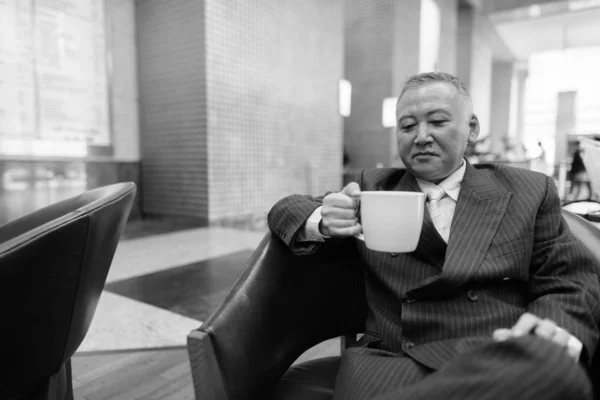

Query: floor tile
[
  {"left": 105, "top": 250, "right": 254, "bottom": 321},
  {"left": 77, "top": 292, "right": 201, "bottom": 352},
  {"left": 107, "top": 227, "right": 266, "bottom": 283}
]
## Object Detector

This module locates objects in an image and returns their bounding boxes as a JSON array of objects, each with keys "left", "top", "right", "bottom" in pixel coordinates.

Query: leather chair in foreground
[
  {"left": 0, "top": 182, "right": 137, "bottom": 400},
  {"left": 188, "top": 209, "right": 600, "bottom": 400}
]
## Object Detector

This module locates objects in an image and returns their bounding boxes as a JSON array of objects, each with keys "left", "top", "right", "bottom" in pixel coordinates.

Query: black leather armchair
[
  {"left": 187, "top": 210, "right": 600, "bottom": 400},
  {"left": 0, "top": 182, "right": 137, "bottom": 400}
]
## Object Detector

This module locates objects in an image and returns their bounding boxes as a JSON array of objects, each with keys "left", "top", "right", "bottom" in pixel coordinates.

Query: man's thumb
[{"left": 342, "top": 182, "right": 361, "bottom": 198}]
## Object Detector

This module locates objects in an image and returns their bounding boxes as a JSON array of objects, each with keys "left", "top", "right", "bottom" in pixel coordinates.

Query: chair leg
[
  {"left": 31, "top": 359, "right": 73, "bottom": 400},
  {"left": 65, "top": 360, "right": 74, "bottom": 400},
  {"left": 19, "top": 361, "right": 72, "bottom": 400},
  {"left": 46, "top": 361, "right": 72, "bottom": 400}
]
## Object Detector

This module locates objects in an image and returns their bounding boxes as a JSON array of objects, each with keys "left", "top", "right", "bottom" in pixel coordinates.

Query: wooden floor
[
  {"left": 72, "top": 347, "right": 194, "bottom": 400},
  {"left": 71, "top": 339, "right": 340, "bottom": 399}
]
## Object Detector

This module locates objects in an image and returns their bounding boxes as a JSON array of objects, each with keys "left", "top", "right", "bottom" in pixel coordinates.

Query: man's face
[{"left": 395, "top": 82, "right": 479, "bottom": 183}]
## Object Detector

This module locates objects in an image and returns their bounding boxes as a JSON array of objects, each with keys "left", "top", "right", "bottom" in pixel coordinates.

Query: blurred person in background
[{"left": 569, "top": 141, "right": 592, "bottom": 201}]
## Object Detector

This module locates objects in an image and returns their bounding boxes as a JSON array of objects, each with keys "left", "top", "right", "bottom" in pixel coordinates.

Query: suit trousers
[{"left": 333, "top": 335, "right": 593, "bottom": 400}]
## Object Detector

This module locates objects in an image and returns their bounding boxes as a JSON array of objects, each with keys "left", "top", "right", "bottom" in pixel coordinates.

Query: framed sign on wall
[{"left": 0, "top": 0, "right": 110, "bottom": 157}]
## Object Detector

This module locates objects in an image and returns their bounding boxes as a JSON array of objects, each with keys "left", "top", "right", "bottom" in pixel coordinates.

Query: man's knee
[{"left": 505, "top": 335, "right": 593, "bottom": 399}]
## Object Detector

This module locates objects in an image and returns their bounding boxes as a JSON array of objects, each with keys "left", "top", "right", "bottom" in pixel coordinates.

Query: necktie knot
[{"left": 425, "top": 185, "right": 445, "bottom": 202}]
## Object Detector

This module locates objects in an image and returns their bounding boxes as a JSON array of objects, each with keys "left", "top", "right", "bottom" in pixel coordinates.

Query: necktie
[{"left": 424, "top": 185, "right": 446, "bottom": 238}]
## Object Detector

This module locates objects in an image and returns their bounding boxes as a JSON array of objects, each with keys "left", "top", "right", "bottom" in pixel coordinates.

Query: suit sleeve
[
  {"left": 267, "top": 193, "right": 326, "bottom": 255},
  {"left": 267, "top": 170, "right": 365, "bottom": 256},
  {"left": 527, "top": 175, "right": 600, "bottom": 365}
]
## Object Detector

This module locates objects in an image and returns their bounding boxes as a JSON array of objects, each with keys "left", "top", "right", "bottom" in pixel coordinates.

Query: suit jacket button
[
  {"left": 467, "top": 289, "right": 479, "bottom": 302},
  {"left": 404, "top": 297, "right": 415, "bottom": 304},
  {"left": 404, "top": 340, "right": 415, "bottom": 350},
  {"left": 390, "top": 253, "right": 399, "bottom": 257}
]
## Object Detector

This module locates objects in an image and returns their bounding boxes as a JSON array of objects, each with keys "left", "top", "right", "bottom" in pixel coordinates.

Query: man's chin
[{"left": 407, "top": 162, "right": 445, "bottom": 182}]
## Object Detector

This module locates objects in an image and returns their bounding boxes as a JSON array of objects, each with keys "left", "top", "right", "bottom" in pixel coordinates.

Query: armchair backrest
[
  {"left": 191, "top": 234, "right": 366, "bottom": 399},
  {"left": 562, "top": 209, "right": 600, "bottom": 385},
  {"left": 562, "top": 209, "right": 600, "bottom": 269},
  {"left": 0, "top": 182, "right": 136, "bottom": 399},
  {"left": 580, "top": 138, "right": 600, "bottom": 199}
]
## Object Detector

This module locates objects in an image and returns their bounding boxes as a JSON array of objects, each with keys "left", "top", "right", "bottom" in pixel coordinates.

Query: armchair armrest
[{"left": 187, "top": 232, "right": 366, "bottom": 400}]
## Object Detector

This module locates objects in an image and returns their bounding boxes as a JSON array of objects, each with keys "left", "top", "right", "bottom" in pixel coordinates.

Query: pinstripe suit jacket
[{"left": 267, "top": 162, "right": 600, "bottom": 369}]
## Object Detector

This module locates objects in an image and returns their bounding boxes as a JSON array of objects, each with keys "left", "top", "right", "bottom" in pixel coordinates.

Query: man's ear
[{"left": 467, "top": 114, "right": 480, "bottom": 143}]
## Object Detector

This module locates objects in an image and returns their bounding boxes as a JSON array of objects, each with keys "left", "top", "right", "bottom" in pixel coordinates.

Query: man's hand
[
  {"left": 493, "top": 312, "right": 582, "bottom": 361},
  {"left": 320, "top": 182, "right": 362, "bottom": 238}
]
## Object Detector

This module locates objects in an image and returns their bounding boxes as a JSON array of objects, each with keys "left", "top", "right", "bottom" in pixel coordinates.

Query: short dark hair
[{"left": 398, "top": 72, "right": 470, "bottom": 101}]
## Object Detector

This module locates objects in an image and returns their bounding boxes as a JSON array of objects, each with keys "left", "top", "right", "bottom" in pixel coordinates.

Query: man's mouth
[{"left": 413, "top": 151, "right": 437, "bottom": 158}]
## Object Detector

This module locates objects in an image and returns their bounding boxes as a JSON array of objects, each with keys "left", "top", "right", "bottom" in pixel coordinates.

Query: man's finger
[
  {"left": 533, "top": 319, "right": 557, "bottom": 340},
  {"left": 566, "top": 334, "right": 583, "bottom": 362},
  {"left": 323, "top": 193, "right": 359, "bottom": 209},
  {"left": 327, "top": 218, "right": 359, "bottom": 228},
  {"left": 492, "top": 328, "right": 512, "bottom": 342},
  {"left": 511, "top": 312, "right": 540, "bottom": 336},
  {"left": 329, "top": 224, "right": 362, "bottom": 237},
  {"left": 322, "top": 208, "right": 358, "bottom": 219},
  {"left": 342, "top": 182, "right": 361, "bottom": 199},
  {"left": 550, "top": 326, "right": 570, "bottom": 348}
]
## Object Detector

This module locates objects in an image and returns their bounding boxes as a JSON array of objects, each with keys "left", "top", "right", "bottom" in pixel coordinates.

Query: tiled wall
[
  {"left": 345, "top": 0, "right": 459, "bottom": 169},
  {"left": 204, "top": 0, "right": 344, "bottom": 226},
  {"left": 135, "top": 0, "right": 343, "bottom": 225},
  {"left": 136, "top": 0, "right": 209, "bottom": 221},
  {"left": 344, "top": 0, "right": 399, "bottom": 170}
]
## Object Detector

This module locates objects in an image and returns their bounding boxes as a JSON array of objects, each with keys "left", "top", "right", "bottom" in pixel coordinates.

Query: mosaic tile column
[
  {"left": 136, "top": 0, "right": 344, "bottom": 226},
  {"left": 204, "top": 0, "right": 344, "bottom": 227}
]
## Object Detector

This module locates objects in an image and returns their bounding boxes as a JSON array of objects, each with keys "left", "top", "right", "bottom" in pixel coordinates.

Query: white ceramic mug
[{"left": 355, "top": 191, "right": 425, "bottom": 253}]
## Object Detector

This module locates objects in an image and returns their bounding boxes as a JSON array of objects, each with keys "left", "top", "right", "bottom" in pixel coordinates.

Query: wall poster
[{"left": 0, "top": 0, "right": 110, "bottom": 157}]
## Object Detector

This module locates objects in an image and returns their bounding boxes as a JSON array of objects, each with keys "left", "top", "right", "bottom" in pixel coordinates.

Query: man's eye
[
  {"left": 430, "top": 120, "right": 447, "bottom": 126},
  {"left": 400, "top": 124, "right": 415, "bottom": 131}
]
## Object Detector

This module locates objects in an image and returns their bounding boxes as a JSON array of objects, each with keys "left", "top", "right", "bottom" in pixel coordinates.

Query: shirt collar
[{"left": 415, "top": 159, "right": 466, "bottom": 201}]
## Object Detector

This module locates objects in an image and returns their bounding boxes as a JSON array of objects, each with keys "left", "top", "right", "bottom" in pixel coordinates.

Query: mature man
[{"left": 267, "top": 72, "right": 600, "bottom": 399}]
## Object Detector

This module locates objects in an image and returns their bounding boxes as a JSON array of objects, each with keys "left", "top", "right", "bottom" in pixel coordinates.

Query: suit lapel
[
  {"left": 393, "top": 172, "right": 447, "bottom": 270},
  {"left": 407, "top": 163, "right": 512, "bottom": 298},
  {"left": 441, "top": 163, "right": 512, "bottom": 286}
]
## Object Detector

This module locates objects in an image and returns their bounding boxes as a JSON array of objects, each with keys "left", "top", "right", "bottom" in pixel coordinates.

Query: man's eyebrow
[{"left": 427, "top": 108, "right": 452, "bottom": 117}]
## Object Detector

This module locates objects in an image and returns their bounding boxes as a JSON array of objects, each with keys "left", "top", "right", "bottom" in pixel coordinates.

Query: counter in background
[{"left": 0, "top": 156, "right": 141, "bottom": 225}]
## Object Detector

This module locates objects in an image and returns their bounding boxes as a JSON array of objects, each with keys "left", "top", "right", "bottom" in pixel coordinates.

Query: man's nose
[{"left": 414, "top": 123, "right": 432, "bottom": 144}]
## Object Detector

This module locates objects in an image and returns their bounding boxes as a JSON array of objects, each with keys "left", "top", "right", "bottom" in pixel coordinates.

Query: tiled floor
[
  {"left": 75, "top": 222, "right": 340, "bottom": 369},
  {"left": 105, "top": 250, "right": 255, "bottom": 322},
  {"left": 77, "top": 226, "right": 266, "bottom": 353}
]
